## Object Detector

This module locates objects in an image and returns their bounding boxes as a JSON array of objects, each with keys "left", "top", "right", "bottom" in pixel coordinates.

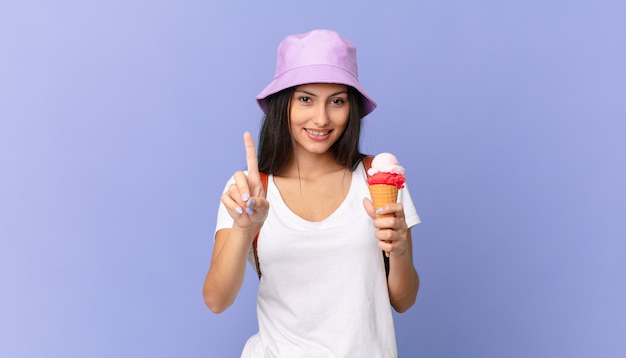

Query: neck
[{"left": 281, "top": 151, "right": 344, "bottom": 179}]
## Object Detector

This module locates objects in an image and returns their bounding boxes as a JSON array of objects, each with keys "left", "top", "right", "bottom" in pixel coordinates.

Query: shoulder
[
  {"left": 361, "top": 155, "right": 374, "bottom": 171},
  {"left": 258, "top": 171, "right": 269, "bottom": 190}
]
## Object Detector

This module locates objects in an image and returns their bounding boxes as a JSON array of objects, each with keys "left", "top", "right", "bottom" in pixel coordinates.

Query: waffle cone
[{"left": 368, "top": 184, "right": 398, "bottom": 218}]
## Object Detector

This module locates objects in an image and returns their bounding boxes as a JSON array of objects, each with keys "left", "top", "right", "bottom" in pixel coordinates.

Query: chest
[
  {"left": 258, "top": 179, "right": 380, "bottom": 279},
  {"left": 273, "top": 171, "right": 352, "bottom": 222}
]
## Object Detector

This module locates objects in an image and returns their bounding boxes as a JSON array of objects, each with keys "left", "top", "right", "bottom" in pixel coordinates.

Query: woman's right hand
[
  {"left": 204, "top": 132, "right": 269, "bottom": 313},
  {"left": 221, "top": 131, "right": 269, "bottom": 231}
]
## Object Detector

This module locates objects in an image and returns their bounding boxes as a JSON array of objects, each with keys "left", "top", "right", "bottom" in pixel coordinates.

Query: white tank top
[{"left": 216, "top": 162, "right": 421, "bottom": 357}]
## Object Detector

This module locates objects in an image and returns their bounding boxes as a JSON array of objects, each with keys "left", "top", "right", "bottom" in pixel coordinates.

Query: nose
[{"left": 312, "top": 104, "right": 330, "bottom": 127}]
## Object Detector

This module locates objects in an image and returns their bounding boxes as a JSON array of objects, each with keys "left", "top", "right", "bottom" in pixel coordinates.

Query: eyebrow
[{"left": 295, "top": 89, "right": 348, "bottom": 97}]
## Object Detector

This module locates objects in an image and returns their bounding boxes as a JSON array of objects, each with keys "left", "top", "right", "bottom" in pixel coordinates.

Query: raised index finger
[{"left": 243, "top": 131, "right": 260, "bottom": 183}]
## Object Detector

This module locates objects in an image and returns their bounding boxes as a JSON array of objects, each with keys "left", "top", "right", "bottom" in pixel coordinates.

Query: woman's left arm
[
  {"left": 363, "top": 199, "right": 420, "bottom": 313},
  {"left": 386, "top": 228, "right": 419, "bottom": 312}
]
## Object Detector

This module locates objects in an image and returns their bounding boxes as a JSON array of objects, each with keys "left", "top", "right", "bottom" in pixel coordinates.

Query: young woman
[{"left": 203, "top": 29, "right": 421, "bottom": 357}]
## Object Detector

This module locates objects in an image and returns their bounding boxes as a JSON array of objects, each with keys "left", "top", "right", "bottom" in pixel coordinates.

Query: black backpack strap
[
  {"left": 252, "top": 172, "right": 268, "bottom": 279},
  {"left": 363, "top": 156, "right": 390, "bottom": 278},
  {"left": 362, "top": 155, "right": 374, "bottom": 173}
]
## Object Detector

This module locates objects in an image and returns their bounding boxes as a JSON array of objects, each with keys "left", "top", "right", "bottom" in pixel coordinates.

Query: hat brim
[{"left": 256, "top": 64, "right": 377, "bottom": 117}]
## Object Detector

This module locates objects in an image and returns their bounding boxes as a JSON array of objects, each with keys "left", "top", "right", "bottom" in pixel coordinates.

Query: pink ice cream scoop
[{"left": 366, "top": 153, "right": 406, "bottom": 188}]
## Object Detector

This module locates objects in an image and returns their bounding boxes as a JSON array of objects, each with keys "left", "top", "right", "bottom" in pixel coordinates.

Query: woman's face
[{"left": 289, "top": 83, "right": 350, "bottom": 156}]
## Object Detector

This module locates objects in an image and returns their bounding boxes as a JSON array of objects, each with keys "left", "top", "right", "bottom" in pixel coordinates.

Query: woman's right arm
[
  {"left": 202, "top": 132, "right": 268, "bottom": 314},
  {"left": 203, "top": 225, "right": 260, "bottom": 313}
]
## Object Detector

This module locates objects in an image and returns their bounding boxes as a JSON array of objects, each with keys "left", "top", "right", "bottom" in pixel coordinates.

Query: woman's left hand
[{"left": 363, "top": 199, "right": 409, "bottom": 257}]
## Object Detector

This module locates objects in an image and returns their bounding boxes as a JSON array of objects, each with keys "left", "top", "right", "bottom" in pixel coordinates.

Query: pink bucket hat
[{"left": 256, "top": 29, "right": 377, "bottom": 117}]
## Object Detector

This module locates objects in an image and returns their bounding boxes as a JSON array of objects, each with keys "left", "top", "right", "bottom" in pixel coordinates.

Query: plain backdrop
[{"left": 1, "top": 1, "right": 625, "bottom": 357}]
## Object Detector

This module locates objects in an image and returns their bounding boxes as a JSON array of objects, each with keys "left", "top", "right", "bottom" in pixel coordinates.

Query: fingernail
[
  {"left": 235, "top": 207, "right": 243, "bottom": 215},
  {"left": 242, "top": 194, "right": 250, "bottom": 202},
  {"left": 245, "top": 207, "right": 254, "bottom": 215},
  {"left": 376, "top": 208, "right": 383, "bottom": 214},
  {"left": 247, "top": 198, "right": 255, "bottom": 208}
]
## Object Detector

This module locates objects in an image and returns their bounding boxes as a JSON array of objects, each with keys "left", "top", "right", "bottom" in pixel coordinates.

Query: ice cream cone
[
  {"left": 366, "top": 153, "right": 406, "bottom": 258},
  {"left": 369, "top": 184, "right": 397, "bottom": 257},
  {"left": 369, "top": 184, "right": 398, "bottom": 219}
]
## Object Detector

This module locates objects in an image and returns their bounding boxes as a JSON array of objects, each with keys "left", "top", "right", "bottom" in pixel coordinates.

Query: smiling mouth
[{"left": 305, "top": 128, "right": 331, "bottom": 136}]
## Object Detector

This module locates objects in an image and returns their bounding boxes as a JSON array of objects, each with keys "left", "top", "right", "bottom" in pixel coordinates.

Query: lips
[
  {"left": 303, "top": 128, "right": 333, "bottom": 142},
  {"left": 304, "top": 128, "right": 334, "bottom": 142},
  {"left": 305, "top": 128, "right": 331, "bottom": 136}
]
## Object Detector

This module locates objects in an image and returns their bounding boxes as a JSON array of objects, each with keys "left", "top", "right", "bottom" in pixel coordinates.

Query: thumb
[{"left": 362, "top": 198, "right": 376, "bottom": 219}]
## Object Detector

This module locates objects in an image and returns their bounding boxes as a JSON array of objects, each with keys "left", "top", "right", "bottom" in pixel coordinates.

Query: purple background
[{"left": 1, "top": 1, "right": 625, "bottom": 357}]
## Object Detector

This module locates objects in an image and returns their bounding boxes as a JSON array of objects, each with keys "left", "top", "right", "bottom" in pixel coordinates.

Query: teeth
[{"left": 306, "top": 129, "right": 330, "bottom": 136}]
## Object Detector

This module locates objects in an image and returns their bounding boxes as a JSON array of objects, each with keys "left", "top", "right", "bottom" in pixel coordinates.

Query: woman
[{"left": 203, "top": 29, "right": 421, "bottom": 357}]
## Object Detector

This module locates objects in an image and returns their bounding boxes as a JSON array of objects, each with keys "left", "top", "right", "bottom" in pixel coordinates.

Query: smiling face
[{"left": 289, "top": 83, "right": 351, "bottom": 157}]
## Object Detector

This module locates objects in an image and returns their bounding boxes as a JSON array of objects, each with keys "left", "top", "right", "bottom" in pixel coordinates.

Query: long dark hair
[{"left": 257, "top": 85, "right": 366, "bottom": 174}]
